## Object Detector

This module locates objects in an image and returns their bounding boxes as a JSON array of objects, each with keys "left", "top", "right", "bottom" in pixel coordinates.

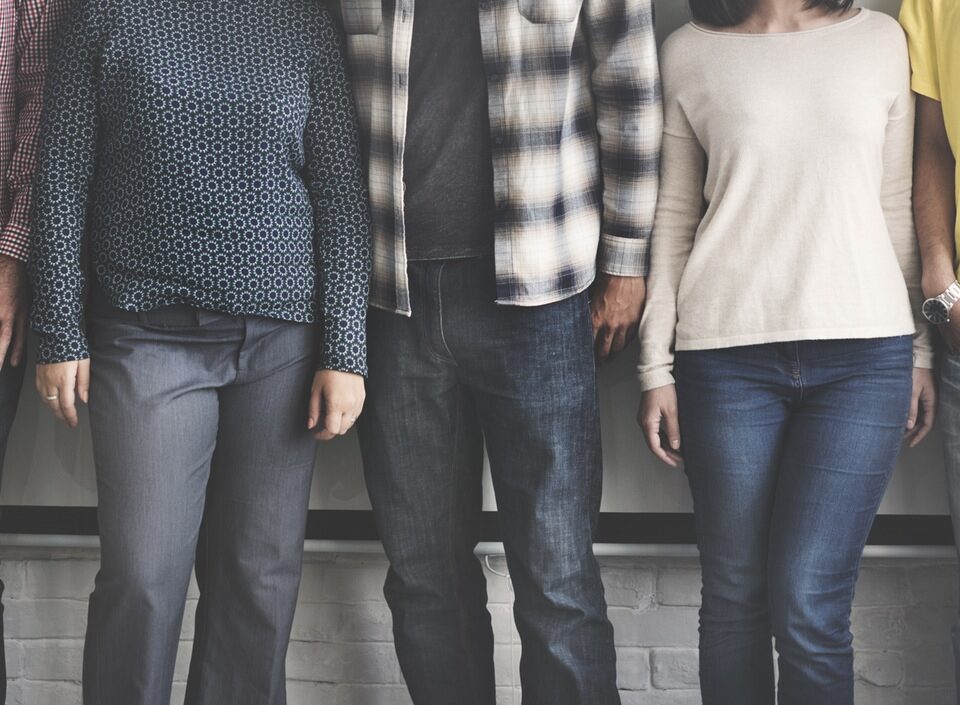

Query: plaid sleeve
[
  {"left": 0, "top": 0, "right": 70, "bottom": 262},
  {"left": 583, "top": 0, "right": 662, "bottom": 278}
]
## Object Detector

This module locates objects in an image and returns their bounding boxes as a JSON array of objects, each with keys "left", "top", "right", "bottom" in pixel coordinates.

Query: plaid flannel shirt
[
  {"left": 0, "top": 0, "right": 69, "bottom": 262},
  {"left": 336, "top": 0, "right": 662, "bottom": 314}
]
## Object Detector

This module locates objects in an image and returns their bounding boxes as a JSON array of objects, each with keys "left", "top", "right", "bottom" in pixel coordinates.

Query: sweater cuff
[
  {"left": 913, "top": 349, "right": 936, "bottom": 370},
  {"left": 36, "top": 330, "right": 89, "bottom": 365},
  {"left": 597, "top": 233, "right": 650, "bottom": 278},
  {"left": 0, "top": 222, "right": 31, "bottom": 263},
  {"left": 637, "top": 367, "right": 676, "bottom": 392}
]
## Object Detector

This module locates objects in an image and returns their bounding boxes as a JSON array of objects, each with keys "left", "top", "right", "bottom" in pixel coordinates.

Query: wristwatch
[{"left": 922, "top": 281, "right": 960, "bottom": 324}]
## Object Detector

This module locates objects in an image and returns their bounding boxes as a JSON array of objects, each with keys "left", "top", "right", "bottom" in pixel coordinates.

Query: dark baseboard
[{"left": 0, "top": 508, "right": 953, "bottom": 547}]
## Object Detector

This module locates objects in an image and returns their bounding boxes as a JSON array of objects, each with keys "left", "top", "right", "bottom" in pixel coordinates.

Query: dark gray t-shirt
[{"left": 403, "top": 0, "right": 494, "bottom": 260}]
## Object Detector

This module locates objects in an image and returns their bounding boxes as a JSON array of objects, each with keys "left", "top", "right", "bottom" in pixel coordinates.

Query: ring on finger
[{"left": 45, "top": 394, "right": 59, "bottom": 401}]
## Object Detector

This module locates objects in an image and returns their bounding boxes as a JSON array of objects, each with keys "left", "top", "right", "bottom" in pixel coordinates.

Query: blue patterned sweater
[{"left": 29, "top": 0, "right": 371, "bottom": 374}]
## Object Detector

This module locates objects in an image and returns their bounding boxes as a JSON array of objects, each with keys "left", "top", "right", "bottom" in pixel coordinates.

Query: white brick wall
[{"left": 0, "top": 549, "right": 955, "bottom": 705}]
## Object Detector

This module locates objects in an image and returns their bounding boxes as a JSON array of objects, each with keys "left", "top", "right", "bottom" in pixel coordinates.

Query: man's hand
[
  {"left": 36, "top": 359, "right": 90, "bottom": 428},
  {"left": 0, "top": 255, "right": 28, "bottom": 369},
  {"left": 308, "top": 370, "right": 365, "bottom": 441},
  {"left": 591, "top": 274, "right": 646, "bottom": 365}
]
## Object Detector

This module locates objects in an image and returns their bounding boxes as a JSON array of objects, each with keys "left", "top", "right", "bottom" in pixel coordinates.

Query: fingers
[
  {"left": 77, "top": 359, "right": 91, "bottom": 405},
  {"left": 36, "top": 361, "right": 83, "bottom": 428},
  {"left": 639, "top": 407, "right": 681, "bottom": 468},
  {"left": 10, "top": 313, "right": 26, "bottom": 367},
  {"left": 908, "top": 386, "right": 937, "bottom": 449},
  {"left": 594, "top": 327, "right": 615, "bottom": 364},
  {"left": 905, "top": 390, "right": 919, "bottom": 433},
  {"left": 662, "top": 406, "right": 682, "bottom": 453},
  {"left": 607, "top": 327, "right": 630, "bottom": 362},
  {"left": 307, "top": 380, "right": 322, "bottom": 430},
  {"left": 0, "top": 320, "right": 12, "bottom": 371},
  {"left": 58, "top": 380, "right": 78, "bottom": 428},
  {"left": 319, "top": 407, "right": 343, "bottom": 441}
]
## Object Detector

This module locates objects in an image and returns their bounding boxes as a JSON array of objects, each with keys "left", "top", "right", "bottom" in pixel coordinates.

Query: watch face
[{"left": 923, "top": 297, "right": 950, "bottom": 325}]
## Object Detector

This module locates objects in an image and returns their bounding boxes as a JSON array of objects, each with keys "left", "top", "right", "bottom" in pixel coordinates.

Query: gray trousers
[{"left": 83, "top": 296, "right": 319, "bottom": 705}]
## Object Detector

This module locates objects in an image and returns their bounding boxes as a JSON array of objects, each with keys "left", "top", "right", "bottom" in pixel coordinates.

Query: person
[
  {"left": 28, "top": 1, "right": 371, "bottom": 703},
  {"left": 638, "top": 1, "right": 936, "bottom": 704},
  {"left": 331, "top": 0, "right": 661, "bottom": 702},
  {"left": 0, "top": 0, "right": 70, "bottom": 700},
  {"left": 900, "top": 0, "right": 960, "bottom": 698}
]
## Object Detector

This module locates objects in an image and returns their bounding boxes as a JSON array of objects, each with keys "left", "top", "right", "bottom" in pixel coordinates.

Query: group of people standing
[{"left": 0, "top": 0, "right": 954, "bottom": 703}]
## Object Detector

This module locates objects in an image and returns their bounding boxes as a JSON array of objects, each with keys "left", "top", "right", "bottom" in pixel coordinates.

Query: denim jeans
[
  {"left": 936, "top": 352, "right": 960, "bottom": 699},
  {"left": 358, "top": 258, "right": 618, "bottom": 705},
  {"left": 83, "top": 297, "right": 319, "bottom": 705},
  {"left": 675, "top": 337, "right": 913, "bottom": 705},
  {"left": 0, "top": 355, "right": 25, "bottom": 704}
]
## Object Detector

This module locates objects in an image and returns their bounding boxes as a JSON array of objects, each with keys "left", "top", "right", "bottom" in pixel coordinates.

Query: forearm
[{"left": 916, "top": 142, "right": 957, "bottom": 296}]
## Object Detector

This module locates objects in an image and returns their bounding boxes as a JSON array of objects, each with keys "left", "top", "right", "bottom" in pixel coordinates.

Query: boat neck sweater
[
  {"left": 29, "top": 0, "right": 371, "bottom": 374},
  {"left": 637, "top": 9, "right": 934, "bottom": 391}
]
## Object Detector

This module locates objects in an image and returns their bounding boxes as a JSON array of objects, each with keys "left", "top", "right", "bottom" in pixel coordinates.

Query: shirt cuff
[
  {"left": 597, "top": 233, "right": 650, "bottom": 278},
  {"left": 0, "top": 222, "right": 32, "bottom": 263},
  {"left": 319, "top": 319, "right": 368, "bottom": 377},
  {"left": 36, "top": 330, "right": 89, "bottom": 365}
]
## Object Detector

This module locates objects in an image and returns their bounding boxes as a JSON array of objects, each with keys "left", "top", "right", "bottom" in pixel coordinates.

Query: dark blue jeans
[
  {"left": 358, "top": 258, "right": 618, "bottom": 705},
  {"left": 676, "top": 337, "right": 913, "bottom": 705},
  {"left": 0, "top": 355, "right": 24, "bottom": 704}
]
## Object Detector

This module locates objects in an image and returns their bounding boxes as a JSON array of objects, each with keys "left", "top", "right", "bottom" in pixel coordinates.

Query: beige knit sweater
[{"left": 637, "top": 9, "right": 934, "bottom": 391}]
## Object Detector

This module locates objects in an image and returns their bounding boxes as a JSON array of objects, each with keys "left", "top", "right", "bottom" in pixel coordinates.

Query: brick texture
[{"left": 1, "top": 550, "right": 955, "bottom": 705}]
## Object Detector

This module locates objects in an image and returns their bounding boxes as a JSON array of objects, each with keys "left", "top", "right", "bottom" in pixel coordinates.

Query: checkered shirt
[
  {"left": 336, "top": 0, "right": 662, "bottom": 314},
  {"left": 0, "top": 0, "right": 70, "bottom": 262}
]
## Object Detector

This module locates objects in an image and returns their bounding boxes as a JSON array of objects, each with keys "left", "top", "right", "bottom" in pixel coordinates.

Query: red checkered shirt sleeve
[{"left": 0, "top": 0, "right": 71, "bottom": 262}]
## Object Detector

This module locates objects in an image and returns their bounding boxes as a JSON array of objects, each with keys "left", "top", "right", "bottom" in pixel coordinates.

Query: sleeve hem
[
  {"left": 35, "top": 331, "right": 89, "bottom": 365},
  {"left": 0, "top": 222, "right": 32, "bottom": 263},
  {"left": 637, "top": 368, "right": 676, "bottom": 392},
  {"left": 911, "top": 77, "right": 941, "bottom": 102},
  {"left": 597, "top": 233, "right": 650, "bottom": 278},
  {"left": 913, "top": 350, "right": 936, "bottom": 370}
]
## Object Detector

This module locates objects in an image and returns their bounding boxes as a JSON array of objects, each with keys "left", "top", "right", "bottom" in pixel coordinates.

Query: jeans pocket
[
  {"left": 340, "top": 0, "right": 383, "bottom": 34},
  {"left": 518, "top": 0, "right": 582, "bottom": 23}
]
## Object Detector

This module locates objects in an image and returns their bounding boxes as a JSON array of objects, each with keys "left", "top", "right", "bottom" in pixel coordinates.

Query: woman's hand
[
  {"left": 905, "top": 367, "right": 937, "bottom": 448},
  {"left": 638, "top": 384, "right": 682, "bottom": 467},
  {"left": 36, "top": 360, "right": 90, "bottom": 428},
  {"left": 308, "top": 370, "right": 365, "bottom": 441}
]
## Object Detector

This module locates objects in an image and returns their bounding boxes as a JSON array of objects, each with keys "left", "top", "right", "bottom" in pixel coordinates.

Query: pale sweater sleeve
[
  {"left": 882, "top": 57, "right": 936, "bottom": 370},
  {"left": 636, "top": 92, "right": 706, "bottom": 391}
]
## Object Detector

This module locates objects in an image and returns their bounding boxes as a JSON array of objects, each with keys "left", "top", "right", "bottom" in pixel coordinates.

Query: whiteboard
[{"left": 0, "top": 0, "right": 947, "bottom": 516}]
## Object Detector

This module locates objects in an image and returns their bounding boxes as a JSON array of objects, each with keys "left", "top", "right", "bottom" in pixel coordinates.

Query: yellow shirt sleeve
[{"left": 900, "top": 0, "right": 942, "bottom": 101}]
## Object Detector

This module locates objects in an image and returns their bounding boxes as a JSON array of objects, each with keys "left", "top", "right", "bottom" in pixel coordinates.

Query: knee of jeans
[
  {"left": 383, "top": 551, "right": 487, "bottom": 607},
  {"left": 770, "top": 581, "right": 852, "bottom": 657},
  {"left": 699, "top": 569, "right": 770, "bottom": 633}
]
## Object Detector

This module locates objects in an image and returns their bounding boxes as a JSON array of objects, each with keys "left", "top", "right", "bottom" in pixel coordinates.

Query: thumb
[{"left": 307, "top": 378, "right": 322, "bottom": 430}]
